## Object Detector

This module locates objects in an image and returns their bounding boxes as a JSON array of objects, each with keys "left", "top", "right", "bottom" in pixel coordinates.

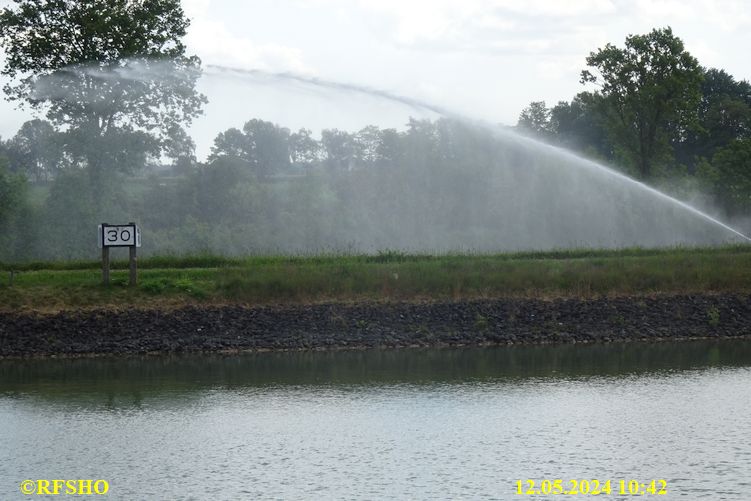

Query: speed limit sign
[
  {"left": 98, "top": 223, "right": 141, "bottom": 248},
  {"left": 98, "top": 222, "right": 141, "bottom": 286}
]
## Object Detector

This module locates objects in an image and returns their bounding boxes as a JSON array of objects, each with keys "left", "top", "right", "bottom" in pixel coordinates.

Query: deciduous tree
[
  {"left": 517, "top": 101, "right": 551, "bottom": 138},
  {"left": 581, "top": 27, "right": 703, "bottom": 178},
  {"left": 702, "top": 139, "right": 751, "bottom": 216},
  {"left": 0, "top": 0, "right": 205, "bottom": 205},
  {"left": 6, "top": 119, "right": 63, "bottom": 181},
  {"left": 676, "top": 68, "right": 751, "bottom": 168}
]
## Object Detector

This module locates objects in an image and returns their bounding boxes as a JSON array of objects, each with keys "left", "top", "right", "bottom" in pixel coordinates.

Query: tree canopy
[
  {"left": 0, "top": 0, "right": 205, "bottom": 203},
  {"left": 703, "top": 139, "right": 751, "bottom": 216},
  {"left": 517, "top": 101, "right": 551, "bottom": 138},
  {"left": 580, "top": 27, "right": 703, "bottom": 178},
  {"left": 5, "top": 119, "right": 62, "bottom": 181}
]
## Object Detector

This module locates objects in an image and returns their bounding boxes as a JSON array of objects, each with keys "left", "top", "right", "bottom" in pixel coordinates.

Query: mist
[{"left": 1, "top": 59, "right": 748, "bottom": 261}]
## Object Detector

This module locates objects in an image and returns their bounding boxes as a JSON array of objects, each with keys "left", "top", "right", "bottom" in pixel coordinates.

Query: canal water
[{"left": 1, "top": 340, "right": 750, "bottom": 500}]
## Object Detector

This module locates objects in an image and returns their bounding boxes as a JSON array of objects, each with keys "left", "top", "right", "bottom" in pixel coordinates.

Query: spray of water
[
  {"left": 26, "top": 59, "right": 751, "bottom": 253},
  {"left": 204, "top": 64, "right": 453, "bottom": 118},
  {"left": 491, "top": 130, "right": 751, "bottom": 243},
  {"left": 202, "top": 64, "right": 751, "bottom": 244}
]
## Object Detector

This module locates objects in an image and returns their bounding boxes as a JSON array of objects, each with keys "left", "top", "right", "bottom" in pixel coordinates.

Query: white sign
[{"left": 98, "top": 224, "right": 141, "bottom": 248}]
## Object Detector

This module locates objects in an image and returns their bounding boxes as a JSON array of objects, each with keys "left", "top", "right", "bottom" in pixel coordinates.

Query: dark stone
[{"left": 0, "top": 294, "right": 750, "bottom": 357}]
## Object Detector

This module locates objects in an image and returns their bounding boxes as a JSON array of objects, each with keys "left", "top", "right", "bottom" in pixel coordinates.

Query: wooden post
[
  {"left": 102, "top": 246, "right": 110, "bottom": 285},
  {"left": 129, "top": 245, "right": 137, "bottom": 286},
  {"left": 128, "top": 221, "right": 137, "bottom": 286}
]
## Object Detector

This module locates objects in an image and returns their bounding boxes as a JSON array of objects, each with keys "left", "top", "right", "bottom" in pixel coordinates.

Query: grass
[{"left": 1, "top": 245, "right": 750, "bottom": 312}]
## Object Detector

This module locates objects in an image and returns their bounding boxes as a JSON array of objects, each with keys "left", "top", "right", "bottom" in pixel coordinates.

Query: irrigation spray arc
[
  {"left": 31, "top": 59, "right": 751, "bottom": 252},
  {"left": 203, "top": 64, "right": 454, "bottom": 118},
  {"left": 203, "top": 64, "right": 751, "bottom": 245},
  {"left": 499, "top": 131, "right": 751, "bottom": 244}
]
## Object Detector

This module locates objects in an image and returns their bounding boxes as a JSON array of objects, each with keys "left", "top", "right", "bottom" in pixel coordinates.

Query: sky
[{"left": 1, "top": 0, "right": 750, "bottom": 159}]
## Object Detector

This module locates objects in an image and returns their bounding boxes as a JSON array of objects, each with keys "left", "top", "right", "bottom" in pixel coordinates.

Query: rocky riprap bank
[{"left": 1, "top": 294, "right": 750, "bottom": 357}]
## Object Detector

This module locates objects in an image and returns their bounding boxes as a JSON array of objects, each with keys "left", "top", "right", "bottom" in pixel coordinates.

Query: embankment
[{"left": 1, "top": 294, "right": 749, "bottom": 357}]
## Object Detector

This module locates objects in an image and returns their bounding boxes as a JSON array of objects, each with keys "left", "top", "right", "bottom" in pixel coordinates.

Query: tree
[
  {"left": 321, "top": 129, "right": 357, "bottom": 171},
  {"left": 6, "top": 119, "right": 63, "bottom": 181},
  {"left": 0, "top": 0, "right": 205, "bottom": 205},
  {"left": 210, "top": 127, "right": 248, "bottom": 163},
  {"left": 676, "top": 68, "right": 751, "bottom": 169},
  {"left": 549, "top": 92, "right": 612, "bottom": 159},
  {"left": 289, "top": 128, "right": 319, "bottom": 167},
  {"left": 517, "top": 101, "right": 551, "bottom": 138},
  {"left": 0, "top": 156, "right": 24, "bottom": 225},
  {"left": 242, "top": 119, "right": 290, "bottom": 176},
  {"left": 701, "top": 139, "right": 751, "bottom": 216},
  {"left": 0, "top": 137, "right": 9, "bottom": 165},
  {"left": 354, "top": 125, "right": 382, "bottom": 165},
  {"left": 162, "top": 122, "right": 197, "bottom": 172},
  {"left": 0, "top": 156, "right": 29, "bottom": 259},
  {"left": 581, "top": 27, "right": 703, "bottom": 179},
  {"left": 376, "top": 128, "right": 402, "bottom": 167},
  {"left": 210, "top": 119, "right": 291, "bottom": 176}
]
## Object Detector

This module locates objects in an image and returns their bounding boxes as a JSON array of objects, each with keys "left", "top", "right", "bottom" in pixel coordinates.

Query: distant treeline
[
  {"left": 0, "top": 118, "right": 404, "bottom": 183},
  {"left": 0, "top": 113, "right": 743, "bottom": 263},
  {"left": 0, "top": 118, "right": 524, "bottom": 260}
]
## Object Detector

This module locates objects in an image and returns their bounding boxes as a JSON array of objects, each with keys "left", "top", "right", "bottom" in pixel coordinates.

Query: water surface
[{"left": 2, "top": 341, "right": 750, "bottom": 499}]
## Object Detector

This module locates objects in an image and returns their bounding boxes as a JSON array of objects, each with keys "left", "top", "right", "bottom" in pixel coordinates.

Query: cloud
[
  {"left": 182, "top": 0, "right": 314, "bottom": 74},
  {"left": 631, "top": 0, "right": 751, "bottom": 32},
  {"left": 353, "top": 0, "right": 616, "bottom": 49},
  {"left": 535, "top": 56, "right": 585, "bottom": 82}
]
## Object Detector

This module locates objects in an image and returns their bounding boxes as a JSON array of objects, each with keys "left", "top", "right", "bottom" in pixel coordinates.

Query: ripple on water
[{"left": 1, "top": 344, "right": 750, "bottom": 499}]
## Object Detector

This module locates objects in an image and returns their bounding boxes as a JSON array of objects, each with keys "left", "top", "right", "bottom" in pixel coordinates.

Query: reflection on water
[
  {"left": 3, "top": 340, "right": 750, "bottom": 405},
  {"left": 1, "top": 340, "right": 750, "bottom": 499}
]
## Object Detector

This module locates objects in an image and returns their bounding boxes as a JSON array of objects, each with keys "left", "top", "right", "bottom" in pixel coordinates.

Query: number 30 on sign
[{"left": 98, "top": 223, "right": 141, "bottom": 248}]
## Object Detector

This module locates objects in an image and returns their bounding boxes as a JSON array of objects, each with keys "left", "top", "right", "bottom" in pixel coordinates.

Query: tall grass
[
  {"left": 1, "top": 245, "right": 750, "bottom": 311},
  {"left": 3, "top": 244, "right": 750, "bottom": 271}
]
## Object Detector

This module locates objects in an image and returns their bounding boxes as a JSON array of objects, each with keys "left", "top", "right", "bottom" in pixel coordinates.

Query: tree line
[
  {"left": 0, "top": 118, "right": 406, "bottom": 179},
  {"left": 1, "top": 117, "right": 535, "bottom": 260}
]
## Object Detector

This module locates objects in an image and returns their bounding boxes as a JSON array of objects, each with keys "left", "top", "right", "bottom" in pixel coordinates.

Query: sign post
[
  {"left": 102, "top": 245, "right": 110, "bottom": 285},
  {"left": 129, "top": 245, "right": 137, "bottom": 286},
  {"left": 98, "top": 222, "right": 141, "bottom": 286}
]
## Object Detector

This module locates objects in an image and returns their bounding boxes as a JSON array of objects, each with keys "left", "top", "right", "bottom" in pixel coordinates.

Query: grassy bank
[{"left": 1, "top": 245, "right": 750, "bottom": 312}]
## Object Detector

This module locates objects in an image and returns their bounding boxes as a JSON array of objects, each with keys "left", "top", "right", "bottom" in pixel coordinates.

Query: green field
[{"left": 1, "top": 245, "right": 750, "bottom": 312}]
